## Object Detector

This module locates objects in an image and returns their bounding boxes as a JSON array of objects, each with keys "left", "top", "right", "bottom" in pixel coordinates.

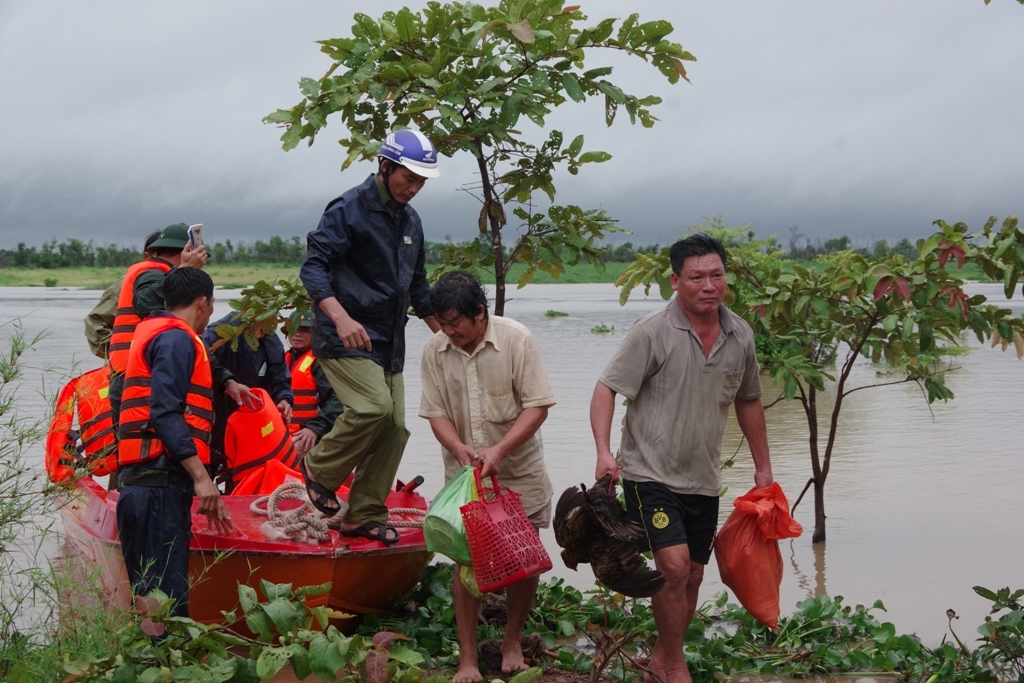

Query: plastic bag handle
[{"left": 472, "top": 466, "right": 502, "bottom": 501}]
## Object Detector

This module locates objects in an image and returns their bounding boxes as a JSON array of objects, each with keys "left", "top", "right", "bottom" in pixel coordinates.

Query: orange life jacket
[
  {"left": 107, "top": 259, "right": 173, "bottom": 374},
  {"left": 288, "top": 348, "right": 321, "bottom": 435},
  {"left": 231, "top": 458, "right": 350, "bottom": 497},
  {"left": 118, "top": 316, "right": 214, "bottom": 466},
  {"left": 224, "top": 387, "right": 299, "bottom": 483},
  {"left": 44, "top": 367, "right": 116, "bottom": 483}
]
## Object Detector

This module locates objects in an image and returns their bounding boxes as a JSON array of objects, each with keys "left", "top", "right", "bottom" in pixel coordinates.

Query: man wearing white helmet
[{"left": 299, "top": 130, "right": 440, "bottom": 544}]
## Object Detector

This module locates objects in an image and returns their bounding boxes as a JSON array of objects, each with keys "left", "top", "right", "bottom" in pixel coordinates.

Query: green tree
[
  {"left": 618, "top": 216, "right": 1024, "bottom": 543},
  {"left": 264, "top": 0, "right": 693, "bottom": 315}
]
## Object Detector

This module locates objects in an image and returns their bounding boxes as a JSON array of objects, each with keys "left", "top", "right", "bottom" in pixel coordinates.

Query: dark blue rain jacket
[{"left": 300, "top": 175, "right": 432, "bottom": 373}]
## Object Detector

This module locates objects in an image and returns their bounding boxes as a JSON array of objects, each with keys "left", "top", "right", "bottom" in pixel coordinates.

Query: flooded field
[{"left": 3, "top": 282, "right": 1022, "bottom": 646}]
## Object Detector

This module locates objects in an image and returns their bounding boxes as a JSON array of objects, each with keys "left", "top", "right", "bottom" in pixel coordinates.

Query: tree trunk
[
  {"left": 473, "top": 140, "right": 506, "bottom": 315},
  {"left": 803, "top": 384, "right": 827, "bottom": 544},
  {"left": 812, "top": 477, "right": 826, "bottom": 543}
]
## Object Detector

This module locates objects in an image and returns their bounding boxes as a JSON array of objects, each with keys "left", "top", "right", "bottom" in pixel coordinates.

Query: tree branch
[{"left": 790, "top": 477, "right": 815, "bottom": 515}]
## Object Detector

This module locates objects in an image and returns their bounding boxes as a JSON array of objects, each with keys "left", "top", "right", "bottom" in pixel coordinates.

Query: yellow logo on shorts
[{"left": 651, "top": 510, "right": 670, "bottom": 530}]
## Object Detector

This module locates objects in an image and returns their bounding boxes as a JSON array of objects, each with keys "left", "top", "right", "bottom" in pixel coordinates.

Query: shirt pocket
[
  {"left": 484, "top": 386, "right": 519, "bottom": 424},
  {"left": 720, "top": 370, "right": 742, "bottom": 406}
]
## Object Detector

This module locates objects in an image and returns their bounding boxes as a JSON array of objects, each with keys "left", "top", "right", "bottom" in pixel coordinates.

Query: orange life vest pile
[
  {"left": 223, "top": 387, "right": 301, "bottom": 495},
  {"left": 44, "top": 367, "right": 116, "bottom": 483}
]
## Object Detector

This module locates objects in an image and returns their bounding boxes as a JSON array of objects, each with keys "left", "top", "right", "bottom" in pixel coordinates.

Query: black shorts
[{"left": 622, "top": 479, "right": 720, "bottom": 565}]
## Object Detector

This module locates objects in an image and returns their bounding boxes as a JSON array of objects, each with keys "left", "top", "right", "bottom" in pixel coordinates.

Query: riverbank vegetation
[{"left": 5, "top": 560, "right": 1023, "bottom": 682}]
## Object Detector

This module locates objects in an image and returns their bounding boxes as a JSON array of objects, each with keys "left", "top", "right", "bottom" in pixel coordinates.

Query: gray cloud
[{"left": 1, "top": 0, "right": 1021, "bottom": 250}]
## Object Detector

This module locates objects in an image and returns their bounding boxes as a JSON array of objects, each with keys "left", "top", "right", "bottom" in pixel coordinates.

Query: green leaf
[
  {"left": 138, "top": 668, "right": 164, "bottom": 683},
  {"left": 299, "top": 77, "right": 320, "bottom": 99},
  {"left": 567, "top": 134, "right": 584, "bottom": 158},
  {"left": 264, "top": 598, "right": 302, "bottom": 635},
  {"left": 260, "top": 580, "right": 293, "bottom": 601},
  {"left": 280, "top": 124, "right": 302, "bottom": 152},
  {"left": 561, "top": 72, "right": 586, "bottom": 102},
  {"left": 238, "top": 583, "right": 259, "bottom": 613},
  {"left": 307, "top": 632, "right": 332, "bottom": 678},
  {"left": 394, "top": 7, "right": 417, "bottom": 41},
  {"left": 5, "top": 663, "right": 32, "bottom": 683},
  {"left": 508, "top": 667, "right": 544, "bottom": 683},
  {"left": 293, "top": 581, "right": 332, "bottom": 598},
  {"left": 379, "top": 18, "right": 400, "bottom": 42},
  {"left": 388, "top": 644, "right": 425, "bottom": 666},
  {"left": 578, "top": 150, "right": 612, "bottom": 164},
  {"left": 288, "top": 642, "right": 313, "bottom": 680},
  {"left": 596, "top": 80, "right": 626, "bottom": 104},
  {"left": 256, "top": 646, "right": 291, "bottom": 680},
  {"left": 245, "top": 609, "right": 273, "bottom": 643}
]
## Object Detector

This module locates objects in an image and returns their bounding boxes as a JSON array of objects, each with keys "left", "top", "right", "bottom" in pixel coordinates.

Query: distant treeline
[
  {"left": 785, "top": 228, "right": 917, "bottom": 261},
  {"left": 0, "top": 239, "right": 141, "bottom": 269},
  {"left": 0, "top": 234, "right": 918, "bottom": 269},
  {"left": 0, "top": 236, "right": 665, "bottom": 268}
]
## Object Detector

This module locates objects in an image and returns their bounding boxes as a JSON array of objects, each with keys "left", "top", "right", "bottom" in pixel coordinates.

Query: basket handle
[{"left": 473, "top": 466, "right": 502, "bottom": 500}]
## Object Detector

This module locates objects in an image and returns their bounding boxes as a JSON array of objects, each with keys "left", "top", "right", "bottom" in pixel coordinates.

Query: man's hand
[
  {"left": 754, "top": 469, "right": 774, "bottom": 489},
  {"left": 276, "top": 400, "right": 292, "bottom": 424},
  {"left": 194, "top": 476, "right": 235, "bottom": 534},
  {"left": 595, "top": 451, "right": 620, "bottom": 483},
  {"left": 292, "top": 427, "right": 318, "bottom": 456},
  {"left": 180, "top": 242, "right": 209, "bottom": 269},
  {"left": 477, "top": 445, "right": 507, "bottom": 477},
  {"left": 450, "top": 442, "right": 479, "bottom": 468},
  {"left": 181, "top": 456, "right": 234, "bottom": 534},
  {"left": 334, "top": 314, "right": 372, "bottom": 352},
  {"left": 224, "top": 380, "right": 258, "bottom": 410}
]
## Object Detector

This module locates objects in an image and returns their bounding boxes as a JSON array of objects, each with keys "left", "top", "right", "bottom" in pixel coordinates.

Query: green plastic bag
[{"left": 423, "top": 466, "right": 477, "bottom": 565}]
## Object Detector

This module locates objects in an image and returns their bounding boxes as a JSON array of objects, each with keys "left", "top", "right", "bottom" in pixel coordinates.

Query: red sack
[
  {"left": 460, "top": 468, "right": 552, "bottom": 593},
  {"left": 714, "top": 483, "right": 802, "bottom": 629}
]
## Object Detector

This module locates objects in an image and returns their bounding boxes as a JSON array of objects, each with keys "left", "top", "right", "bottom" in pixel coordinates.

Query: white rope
[{"left": 249, "top": 480, "right": 425, "bottom": 543}]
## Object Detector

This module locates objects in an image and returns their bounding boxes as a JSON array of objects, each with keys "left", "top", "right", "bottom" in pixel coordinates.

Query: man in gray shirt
[{"left": 590, "top": 233, "right": 774, "bottom": 683}]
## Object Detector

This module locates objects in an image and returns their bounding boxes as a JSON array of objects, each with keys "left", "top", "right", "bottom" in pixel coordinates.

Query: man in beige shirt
[
  {"left": 591, "top": 234, "right": 774, "bottom": 683},
  {"left": 419, "top": 271, "right": 554, "bottom": 683}
]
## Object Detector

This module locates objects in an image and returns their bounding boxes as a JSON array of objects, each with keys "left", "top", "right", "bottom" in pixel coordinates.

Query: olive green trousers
[{"left": 305, "top": 356, "right": 409, "bottom": 525}]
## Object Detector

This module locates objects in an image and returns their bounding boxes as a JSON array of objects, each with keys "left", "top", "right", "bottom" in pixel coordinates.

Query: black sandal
[
  {"left": 299, "top": 458, "right": 341, "bottom": 516},
  {"left": 340, "top": 521, "right": 401, "bottom": 546}
]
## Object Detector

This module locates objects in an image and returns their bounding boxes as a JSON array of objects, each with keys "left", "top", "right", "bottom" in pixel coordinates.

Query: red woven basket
[{"left": 460, "top": 468, "right": 552, "bottom": 593}]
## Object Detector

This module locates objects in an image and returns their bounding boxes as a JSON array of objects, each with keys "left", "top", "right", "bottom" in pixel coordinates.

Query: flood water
[{"left": 3, "top": 282, "right": 1022, "bottom": 647}]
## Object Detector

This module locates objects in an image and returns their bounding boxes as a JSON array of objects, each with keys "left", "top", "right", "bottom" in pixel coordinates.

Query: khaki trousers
[{"left": 305, "top": 356, "right": 409, "bottom": 525}]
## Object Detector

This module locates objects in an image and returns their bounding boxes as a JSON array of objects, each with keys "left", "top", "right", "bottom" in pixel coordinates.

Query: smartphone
[{"left": 187, "top": 223, "right": 204, "bottom": 249}]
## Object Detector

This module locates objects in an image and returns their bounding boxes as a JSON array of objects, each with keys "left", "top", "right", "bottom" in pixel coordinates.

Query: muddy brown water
[{"left": 3, "top": 282, "right": 1022, "bottom": 650}]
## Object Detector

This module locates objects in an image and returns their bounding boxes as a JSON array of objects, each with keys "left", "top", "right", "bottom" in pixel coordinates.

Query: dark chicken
[{"left": 553, "top": 473, "right": 665, "bottom": 598}]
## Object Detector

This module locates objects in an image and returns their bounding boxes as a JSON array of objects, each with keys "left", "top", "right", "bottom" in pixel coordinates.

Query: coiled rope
[{"left": 249, "top": 480, "right": 425, "bottom": 544}]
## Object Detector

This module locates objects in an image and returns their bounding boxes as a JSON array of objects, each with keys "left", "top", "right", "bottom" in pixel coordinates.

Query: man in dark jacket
[
  {"left": 116, "top": 268, "right": 234, "bottom": 618},
  {"left": 202, "top": 312, "right": 295, "bottom": 475},
  {"left": 299, "top": 130, "right": 440, "bottom": 544}
]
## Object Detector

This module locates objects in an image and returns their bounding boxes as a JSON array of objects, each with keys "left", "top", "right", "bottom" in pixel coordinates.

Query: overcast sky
[{"left": 1, "top": 0, "right": 1021, "bottom": 251}]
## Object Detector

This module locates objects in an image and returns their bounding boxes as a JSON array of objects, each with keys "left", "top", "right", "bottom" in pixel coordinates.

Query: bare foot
[
  {"left": 662, "top": 664, "right": 692, "bottom": 683},
  {"left": 453, "top": 663, "right": 483, "bottom": 683},
  {"left": 642, "top": 657, "right": 665, "bottom": 683},
  {"left": 500, "top": 640, "right": 528, "bottom": 674}
]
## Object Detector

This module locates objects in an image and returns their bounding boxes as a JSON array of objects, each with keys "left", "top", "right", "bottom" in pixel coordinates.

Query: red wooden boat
[{"left": 58, "top": 476, "right": 433, "bottom": 630}]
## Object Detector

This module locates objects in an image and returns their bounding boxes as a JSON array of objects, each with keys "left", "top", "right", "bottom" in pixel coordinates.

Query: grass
[
  {"left": 0, "top": 262, "right": 631, "bottom": 289},
  {"left": 0, "top": 264, "right": 302, "bottom": 289}
]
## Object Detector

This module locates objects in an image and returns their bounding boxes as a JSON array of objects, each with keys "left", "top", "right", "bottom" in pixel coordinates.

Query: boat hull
[{"left": 58, "top": 477, "right": 432, "bottom": 630}]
